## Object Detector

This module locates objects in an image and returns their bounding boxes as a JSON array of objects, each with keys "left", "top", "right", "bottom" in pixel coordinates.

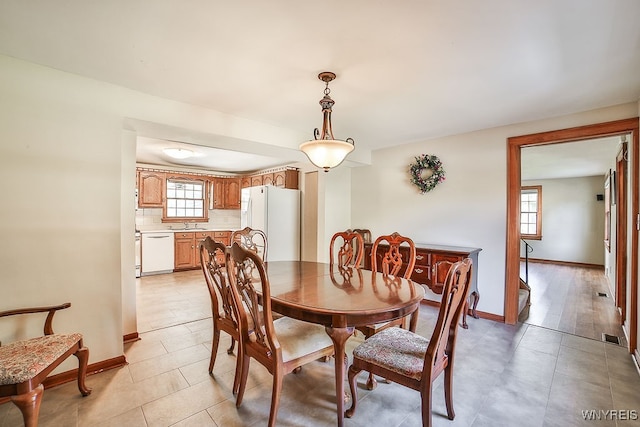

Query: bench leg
[
  {"left": 11, "top": 384, "right": 43, "bottom": 427},
  {"left": 74, "top": 346, "right": 93, "bottom": 396}
]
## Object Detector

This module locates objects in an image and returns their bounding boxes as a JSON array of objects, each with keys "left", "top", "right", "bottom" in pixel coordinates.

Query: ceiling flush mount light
[
  {"left": 299, "top": 71, "right": 354, "bottom": 172},
  {"left": 163, "top": 148, "right": 194, "bottom": 159}
]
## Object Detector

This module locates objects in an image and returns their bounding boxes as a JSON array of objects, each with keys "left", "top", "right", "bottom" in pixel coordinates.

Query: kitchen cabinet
[
  {"left": 262, "top": 173, "right": 274, "bottom": 186},
  {"left": 138, "top": 171, "right": 165, "bottom": 208},
  {"left": 241, "top": 176, "right": 251, "bottom": 188},
  {"left": 273, "top": 169, "right": 298, "bottom": 189},
  {"left": 211, "top": 178, "right": 241, "bottom": 210},
  {"left": 250, "top": 175, "right": 263, "bottom": 187},
  {"left": 175, "top": 230, "right": 232, "bottom": 270},
  {"left": 174, "top": 232, "right": 196, "bottom": 270}
]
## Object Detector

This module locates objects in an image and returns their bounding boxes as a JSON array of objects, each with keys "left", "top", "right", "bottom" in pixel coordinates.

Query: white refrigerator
[{"left": 240, "top": 185, "right": 301, "bottom": 261}]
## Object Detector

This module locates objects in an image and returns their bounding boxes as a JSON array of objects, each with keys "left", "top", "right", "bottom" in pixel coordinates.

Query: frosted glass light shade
[
  {"left": 299, "top": 139, "right": 354, "bottom": 172},
  {"left": 163, "top": 148, "right": 193, "bottom": 159}
]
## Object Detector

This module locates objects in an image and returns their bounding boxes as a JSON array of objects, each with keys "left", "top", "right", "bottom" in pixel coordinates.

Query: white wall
[
  {"left": 351, "top": 103, "right": 639, "bottom": 317},
  {"left": 521, "top": 176, "right": 606, "bottom": 265},
  {"left": 0, "top": 54, "right": 308, "bottom": 370}
]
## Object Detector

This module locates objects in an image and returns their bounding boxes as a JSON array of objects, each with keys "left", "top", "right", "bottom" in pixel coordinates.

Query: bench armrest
[{"left": 0, "top": 302, "right": 71, "bottom": 335}]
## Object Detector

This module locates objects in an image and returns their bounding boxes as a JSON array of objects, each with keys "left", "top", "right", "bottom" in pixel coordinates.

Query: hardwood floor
[{"left": 521, "top": 261, "right": 627, "bottom": 347}]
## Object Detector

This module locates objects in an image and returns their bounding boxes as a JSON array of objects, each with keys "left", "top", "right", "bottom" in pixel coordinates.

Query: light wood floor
[
  {"left": 521, "top": 261, "right": 627, "bottom": 347},
  {"left": 2, "top": 269, "right": 640, "bottom": 426}
]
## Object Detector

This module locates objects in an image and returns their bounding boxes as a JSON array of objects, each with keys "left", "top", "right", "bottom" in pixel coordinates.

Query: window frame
[
  {"left": 520, "top": 185, "right": 542, "bottom": 240},
  {"left": 162, "top": 174, "right": 209, "bottom": 223}
]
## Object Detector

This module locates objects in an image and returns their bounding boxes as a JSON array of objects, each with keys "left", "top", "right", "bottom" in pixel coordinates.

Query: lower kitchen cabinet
[{"left": 174, "top": 230, "right": 232, "bottom": 271}]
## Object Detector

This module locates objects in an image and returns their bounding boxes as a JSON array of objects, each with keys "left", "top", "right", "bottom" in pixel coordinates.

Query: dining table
[{"left": 263, "top": 260, "right": 425, "bottom": 427}]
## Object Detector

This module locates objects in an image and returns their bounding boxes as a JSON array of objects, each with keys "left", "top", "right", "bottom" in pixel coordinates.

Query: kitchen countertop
[{"left": 139, "top": 228, "right": 237, "bottom": 233}]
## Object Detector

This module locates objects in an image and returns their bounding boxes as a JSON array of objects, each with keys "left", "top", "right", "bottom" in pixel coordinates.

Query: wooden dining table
[{"left": 263, "top": 260, "right": 425, "bottom": 427}]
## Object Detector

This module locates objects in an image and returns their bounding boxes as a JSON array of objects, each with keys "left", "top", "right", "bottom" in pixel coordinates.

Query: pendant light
[{"left": 299, "top": 72, "right": 354, "bottom": 172}]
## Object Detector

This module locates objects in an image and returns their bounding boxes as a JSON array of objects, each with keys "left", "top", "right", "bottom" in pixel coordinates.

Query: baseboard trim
[
  {"left": 124, "top": 332, "right": 140, "bottom": 343},
  {"left": 520, "top": 257, "right": 604, "bottom": 270},
  {"left": 43, "top": 355, "right": 127, "bottom": 390},
  {"left": 420, "top": 299, "right": 504, "bottom": 323}
]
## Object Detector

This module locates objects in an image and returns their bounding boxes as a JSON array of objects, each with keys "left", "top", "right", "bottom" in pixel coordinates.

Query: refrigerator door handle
[{"left": 247, "top": 197, "right": 252, "bottom": 227}]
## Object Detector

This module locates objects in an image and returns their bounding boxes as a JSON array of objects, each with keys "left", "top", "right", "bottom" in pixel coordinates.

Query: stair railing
[{"left": 521, "top": 238, "right": 533, "bottom": 285}]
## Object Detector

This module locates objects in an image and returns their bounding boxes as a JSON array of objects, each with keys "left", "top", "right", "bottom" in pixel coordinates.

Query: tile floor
[{"left": 1, "top": 270, "right": 640, "bottom": 426}]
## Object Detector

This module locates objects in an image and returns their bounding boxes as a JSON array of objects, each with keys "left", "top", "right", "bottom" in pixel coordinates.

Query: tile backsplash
[{"left": 136, "top": 208, "right": 241, "bottom": 231}]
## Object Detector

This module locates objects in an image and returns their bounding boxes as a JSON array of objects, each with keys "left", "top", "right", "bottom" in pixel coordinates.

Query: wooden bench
[{"left": 0, "top": 303, "right": 91, "bottom": 427}]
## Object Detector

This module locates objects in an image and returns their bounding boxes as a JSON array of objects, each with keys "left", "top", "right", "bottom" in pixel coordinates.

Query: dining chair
[
  {"left": 346, "top": 258, "right": 473, "bottom": 427},
  {"left": 199, "top": 237, "right": 243, "bottom": 394},
  {"left": 330, "top": 229, "right": 364, "bottom": 269},
  {"left": 357, "top": 231, "right": 418, "bottom": 389},
  {"left": 352, "top": 229, "right": 371, "bottom": 266},
  {"left": 230, "top": 226, "right": 268, "bottom": 261},
  {"left": 226, "top": 242, "right": 335, "bottom": 427}
]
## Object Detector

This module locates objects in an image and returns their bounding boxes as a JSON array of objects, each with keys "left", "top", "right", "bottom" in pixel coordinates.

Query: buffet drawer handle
[
  {"left": 415, "top": 268, "right": 424, "bottom": 273},
  {"left": 416, "top": 255, "right": 424, "bottom": 260}
]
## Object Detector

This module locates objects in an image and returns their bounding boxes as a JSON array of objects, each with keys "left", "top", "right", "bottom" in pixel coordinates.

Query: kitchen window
[
  {"left": 520, "top": 185, "right": 542, "bottom": 240},
  {"left": 163, "top": 178, "right": 208, "bottom": 222}
]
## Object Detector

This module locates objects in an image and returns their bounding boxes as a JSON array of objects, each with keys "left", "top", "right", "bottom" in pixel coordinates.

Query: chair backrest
[
  {"left": 330, "top": 229, "right": 364, "bottom": 269},
  {"left": 371, "top": 232, "right": 416, "bottom": 279},
  {"left": 422, "top": 258, "right": 472, "bottom": 382},
  {"left": 231, "top": 227, "right": 268, "bottom": 261},
  {"left": 200, "top": 237, "right": 237, "bottom": 323},
  {"left": 353, "top": 229, "right": 372, "bottom": 243},
  {"left": 226, "top": 242, "right": 281, "bottom": 363}
]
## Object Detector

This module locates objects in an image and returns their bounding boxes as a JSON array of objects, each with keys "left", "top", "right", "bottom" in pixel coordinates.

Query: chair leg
[
  {"left": 11, "top": 384, "right": 44, "bottom": 427},
  {"left": 444, "top": 365, "right": 455, "bottom": 420},
  {"left": 235, "top": 354, "right": 251, "bottom": 407},
  {"left": 421, "top": 383, "right": 433, "bottom": 427},
  {"left": 268, "top": 372, "right": 283, "bottom": 427},
  {"left": 73, "top": 346, "right": 93, "bottom": 396},
  {"left": 227, "top": 337, "right": 236, "bottom": 355},
  {"left": 366, "top": 372, "right": 378, "bottom": 390},
  {"left": 345, "top": 365, "right": 361, "bottom": 418},
  {"left": 209, "top": 328, "right": 221, "bottom": 374},
  {"left": 232, "top": 343, "right": 243, "bottom": 395}
]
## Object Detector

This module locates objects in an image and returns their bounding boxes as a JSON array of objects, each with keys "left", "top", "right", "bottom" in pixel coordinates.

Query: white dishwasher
[{"left": 141, "top": 232, "right": 175, "bottom": 275}]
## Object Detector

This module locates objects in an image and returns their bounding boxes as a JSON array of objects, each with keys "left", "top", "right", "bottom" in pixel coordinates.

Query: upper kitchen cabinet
[
  {"left": 273, "top": 169, "right": 298, "bottom": 189},
  {"left": 138, "top": 170, "right": 165, "bottom": 208},
  {"left": 211, "top": 178, "right": 241, "bottom": 209},
  {"left": 240, "top": 176, "right": 251, "bottom": 189}
]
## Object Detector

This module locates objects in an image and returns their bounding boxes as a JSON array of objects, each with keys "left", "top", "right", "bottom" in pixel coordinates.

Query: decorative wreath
[{"left": 409, "top": 154, "right": 446, "bottom": 194}]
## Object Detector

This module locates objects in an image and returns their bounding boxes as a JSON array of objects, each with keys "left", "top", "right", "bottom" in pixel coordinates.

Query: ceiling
[{"left": 1, "top": 1, "right": 639, "bottom": 176}]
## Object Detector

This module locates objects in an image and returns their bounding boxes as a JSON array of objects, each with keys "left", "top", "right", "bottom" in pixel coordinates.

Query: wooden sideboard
[{"left": 363, "top": 242, "right": 482, "bottom": 328}]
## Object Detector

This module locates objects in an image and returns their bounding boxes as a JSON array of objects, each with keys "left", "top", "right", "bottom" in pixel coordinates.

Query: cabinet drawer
[
  {"left": 175, "top": 232, "right": 195, "bottom": 239},
  {"left": 213, "top": 231, "right": 230, "bottom": 238},
  {"left": 410, "top": 264, "right": 430, "bottom": 284},
  {"left": 195, "top": 231, "right": 211, "bottom": 239}
]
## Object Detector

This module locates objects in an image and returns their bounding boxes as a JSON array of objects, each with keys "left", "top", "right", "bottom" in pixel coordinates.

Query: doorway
[{"left": 505, "top": 117, "right": 639, "bottom": 355}]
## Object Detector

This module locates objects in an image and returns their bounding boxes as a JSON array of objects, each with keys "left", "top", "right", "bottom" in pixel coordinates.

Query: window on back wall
[
  {"left": 520, "top": 185, "right": 542, "bottom": 240},
  {"left": 163, "top": 178, "right": 208, "bottom": 222}
]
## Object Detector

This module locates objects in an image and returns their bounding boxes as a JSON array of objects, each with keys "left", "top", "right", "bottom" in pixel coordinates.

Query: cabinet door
[
  {"left": 138, "top": 171, "right": 165, "bottom": 207},
  {"left": 225, "top": 179, "right": 241, "bottom": 209},
  {"left": 194, "top": 232, "right": 213, "bottom": 267},
  {"left": 431, "top": 253, "right": 464, "bottom": 293},
  {"left": 212, "top": 179, "right": 225, "bottom": 209},
  {"left": 241, "top": 176, "right": 251, "bottom": 188},
  {"left": 262, "top": 173, "right": 274, "bottom": 186},
  {"left": 273, "top": 171, "right": 286, "bottom": 187},
  {"left": 174, "top": 233, "right": 196, "bottom": 269},
  {"left": 251, "top": 175, "right": 263, "bottom": 187}
]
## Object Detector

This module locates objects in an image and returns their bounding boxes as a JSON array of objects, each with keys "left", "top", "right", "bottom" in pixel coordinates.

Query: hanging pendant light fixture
[{"left": 299, "top": 72, "right": 354, "bottom": 172}]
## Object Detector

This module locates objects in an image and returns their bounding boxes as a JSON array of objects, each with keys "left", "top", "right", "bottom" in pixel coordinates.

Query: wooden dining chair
[
  {"left": 330, "top": 229, "right": 364, "bottom": 269},
  {"left": 357, "top": 231, "right": 418, "bottom": 389},
  {"left": 199, "top": 237, "right": 242, "bottom": 394},
  {"left": 0, "top": 303, "right": 92, "bottom": 427},
  {"left": 230, "top": 226, "right": 268, "bottom": 261},
  {"left": 226, "top": 242, "right": 335, "bottom": 427},
  {"left": 346, "top": 258, "right": 473, "bottom": 427}
]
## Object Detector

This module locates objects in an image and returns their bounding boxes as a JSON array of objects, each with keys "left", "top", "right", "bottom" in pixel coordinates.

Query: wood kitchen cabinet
[
  {"left": 175, "top": 230, "right": 232, "bottom": 270},
  {"left": 240, "top": 176, "right": 251, "bottom": 188},
  {"left": 273, "top": 169, "right": 298, "bottom": 189},
  {"left": 364, "top": 242, "right": 481, "bottom": 327},
  {"left": 174, "top": 232, "right": 196, "bottom": 270},
  {"left": 211, "top": 178, "right": 241, "bottom": 209},
  {"left": 137, "top": 170, "right": 165, "bottom": 208},
  {"left": 250, "top": 175, "right": 263, "bottom": 187},
  {"left": 262, "top": 173, "right": 274, "bottom": 186}
]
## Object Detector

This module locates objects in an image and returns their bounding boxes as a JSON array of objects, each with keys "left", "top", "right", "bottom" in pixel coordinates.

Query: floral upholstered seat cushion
[
  {"left": 0, "top": 333, "right": 82, "bottom": 385},
  {"left": 352, "top": 327, "right": 429, "bottom": 381}
]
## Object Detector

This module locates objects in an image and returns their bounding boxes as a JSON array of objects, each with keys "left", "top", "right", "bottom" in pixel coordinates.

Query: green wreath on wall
[{"left": 409, "top": 154, "right": 446, "bottom": 194}]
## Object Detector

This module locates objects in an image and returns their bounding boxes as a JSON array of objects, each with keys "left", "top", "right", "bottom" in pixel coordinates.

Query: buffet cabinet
[{"left": 363, "top": 242, "right": 482, "bottom": 327}]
